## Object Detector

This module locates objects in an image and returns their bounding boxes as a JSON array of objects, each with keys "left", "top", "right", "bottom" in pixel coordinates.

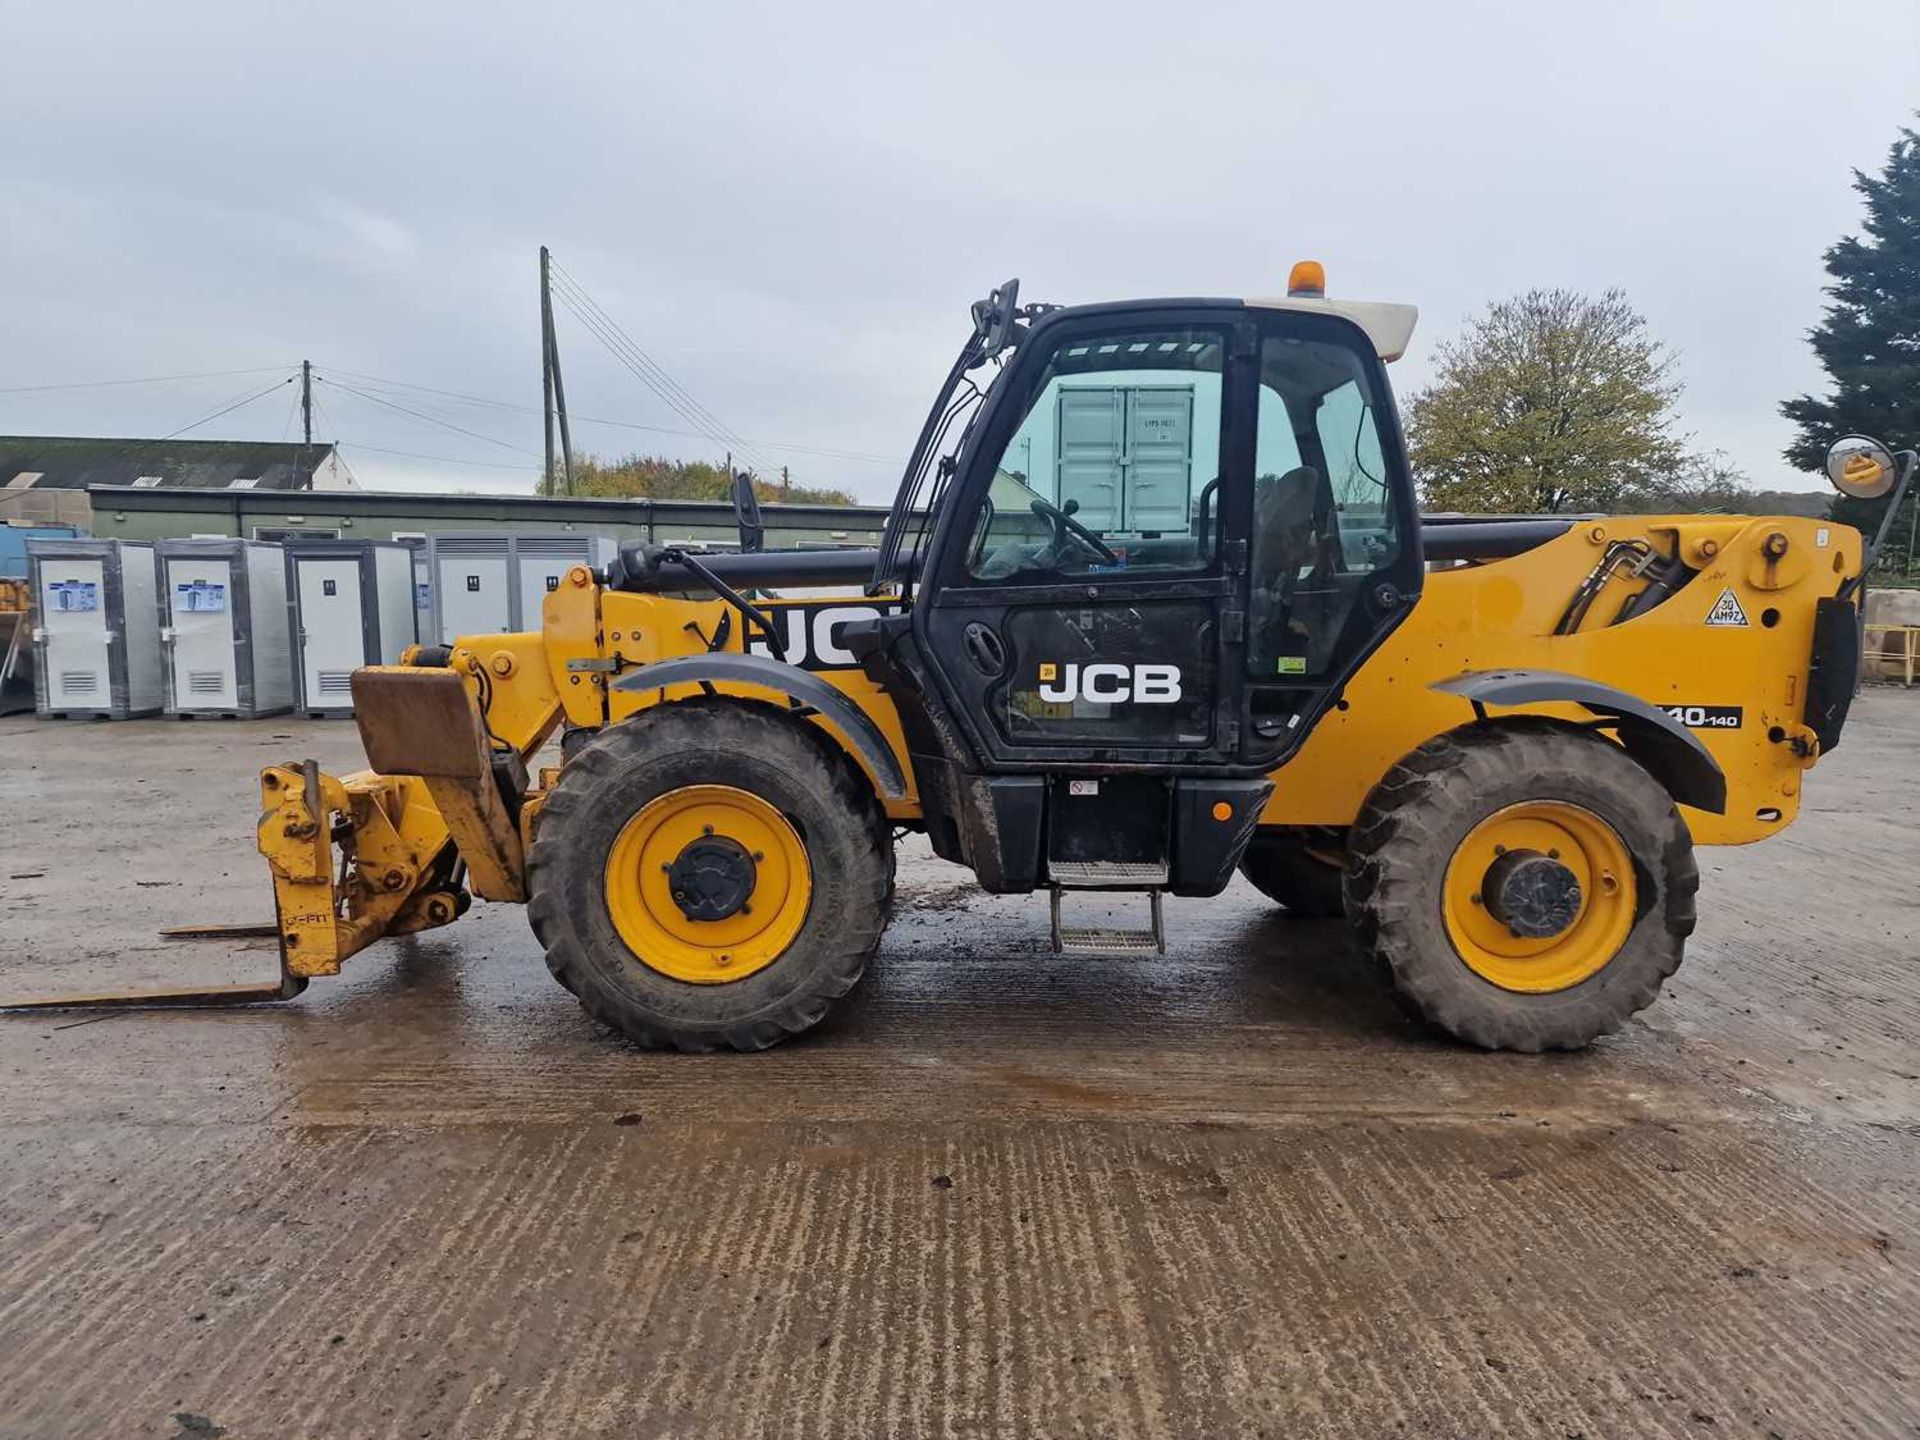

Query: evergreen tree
[{"left": 1780, "top": 122, "right": 1920, "bottom": 566}]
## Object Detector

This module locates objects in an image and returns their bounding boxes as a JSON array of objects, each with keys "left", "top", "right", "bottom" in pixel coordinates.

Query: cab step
[
  {"left": 1048, "top": 859, "right": 1170, "bottom": 888},
  {"left": 1048, "top": 886, "right": 1166, "bottom": 956}
]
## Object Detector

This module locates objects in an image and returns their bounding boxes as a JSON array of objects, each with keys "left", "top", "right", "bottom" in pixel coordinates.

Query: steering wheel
[{"left": 1029, "top": 497, "right": 1118, "bottom": 565}]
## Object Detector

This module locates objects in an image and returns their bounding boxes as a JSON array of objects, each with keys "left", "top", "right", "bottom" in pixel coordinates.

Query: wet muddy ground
[{"left": 0, "top": 697, "right": 1916, "bottom": 1438}]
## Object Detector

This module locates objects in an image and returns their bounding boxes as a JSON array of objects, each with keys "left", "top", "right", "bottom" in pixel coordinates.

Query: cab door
[
  {"left": 913, "top": 306, "right": 1254, "bottom": 770},
  {"left": 1237, "top": 309, "right": 1423, "bottom": 765}
]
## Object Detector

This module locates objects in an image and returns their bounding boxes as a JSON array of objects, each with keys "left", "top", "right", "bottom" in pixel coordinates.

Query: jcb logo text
[{"left": 1036, "top": 662, "right": 1183, "bottom": 705}]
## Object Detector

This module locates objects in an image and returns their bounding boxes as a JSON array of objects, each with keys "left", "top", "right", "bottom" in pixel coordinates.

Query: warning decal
[{"left": 1704, "top": 589, "right": 1749, "bottom": 628}]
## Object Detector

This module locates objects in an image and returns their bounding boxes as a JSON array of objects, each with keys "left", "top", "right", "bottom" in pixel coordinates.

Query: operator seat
[{"left": 1249, "top": 466, "right": 1322, "bottom": 674}]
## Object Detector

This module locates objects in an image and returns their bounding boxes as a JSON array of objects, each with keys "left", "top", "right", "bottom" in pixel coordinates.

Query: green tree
[
  {"left": 1624, "top": 451, "right": 1762, "bottom": 515},
  {"left": 563, "top": 453, "right": 856, "bottom": 507},
  {"left": 1405, "top": 288, "right": 1685, "bottom": 513},
  {"left": 1780, "top": 122, "right": 1920, "bottom": 566}
]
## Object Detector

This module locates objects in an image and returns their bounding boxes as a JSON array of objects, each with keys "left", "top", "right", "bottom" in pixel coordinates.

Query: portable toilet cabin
[
  {"left": 26, "top": 538, "right": 164, "bottom": 719},
  {"left": 513, "top": 534, "right": 618, "bottom": 632},
  {"left": 425, "top": 533, "right": 616, "bottom": 643},
  {"left": 156, "top": 538, "right": 293, "bottom": 718},
  {"left": 285, "top": 540, "right": 419, "bottom": 717},
  {"left": 426, "top": 535, "right": 513, "bottom": 643}
]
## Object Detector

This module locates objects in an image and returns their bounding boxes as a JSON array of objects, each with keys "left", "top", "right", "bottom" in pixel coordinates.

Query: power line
[
  {"left": 332, "top": 441, "right": 542, "bottom": 472},
  {"left": 546, "top": 261, "right": 783, "bottom": 474},
  {"left": 313, "top": 379, "right": 546, "bottom": 478},
  {"left": 313, "top": 392, "right": 532, "bottom": 481},
  {"left": 278, "top": 382, "right": 302, "bottom": 444},
  {"left": 555, "top": 296, "right": 783, "bottom": 474},
  {"left": 549, "top": 265, "right": 750, "bottom": 448},
  {"left": 308, "top": 389, "right": 344, "bottom": 452},
  {"left": 548, "top": 283, "right": 741, "bottom": 456},
  {"left": 160, "top": 375, "right": 298, "bottom": 441},
  {"left": 565, "top": 413, "right": 898, "bottom": 466},
  {"left": 319, "top": 367, "right": 536, "bottom": 414},
  {"left": 314, "top": 375, "right": 542, "bottom": 458},
  {"left": 549, "top": 273, "right": 773, "bottom": 468},
  {"left": 318, "top": 366, "right": 899, "bottom": 465},
  {"left": 0, "top": 365, "right": 295, "bottom": 397}
]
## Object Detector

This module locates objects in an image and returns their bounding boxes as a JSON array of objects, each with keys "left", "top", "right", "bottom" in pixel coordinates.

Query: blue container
[{"left": 0, "top": 524, "right": 82, "bottom": 580}]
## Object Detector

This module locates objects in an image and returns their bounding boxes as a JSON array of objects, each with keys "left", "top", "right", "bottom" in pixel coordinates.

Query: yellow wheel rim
[
  {"left": 1441, "top": 801, "right": 1636, "bottom": 994},
  {"left": 602, "top": 785, "right": 812, "bottom": 985}
]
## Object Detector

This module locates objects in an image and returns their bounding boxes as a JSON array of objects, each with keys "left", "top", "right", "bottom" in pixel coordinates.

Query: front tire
[
  {"left": 1346, "top": 720, "right": 1698, "bottom": 1052},
  {"left": 527, "top": 699, "right": 892, "bottom": 1052}
]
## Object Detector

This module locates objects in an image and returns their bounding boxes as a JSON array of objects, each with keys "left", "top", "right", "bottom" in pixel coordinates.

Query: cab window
[
  {"left": 966, "top": 327, "right": 1227, "bottom": 581},
  {"left": 1247, "top": 333, "right": 1400, "bottom": 680}
]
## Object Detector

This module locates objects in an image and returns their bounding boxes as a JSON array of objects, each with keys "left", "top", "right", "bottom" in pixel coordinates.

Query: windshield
[{"left": 965, "top": 326, "right": 1229, "bottom": 583}]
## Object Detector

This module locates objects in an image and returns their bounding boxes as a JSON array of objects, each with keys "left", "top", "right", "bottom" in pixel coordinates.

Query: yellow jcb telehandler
[{"left": 13, "top": 267, "right": 1911, "bottom": 1052}]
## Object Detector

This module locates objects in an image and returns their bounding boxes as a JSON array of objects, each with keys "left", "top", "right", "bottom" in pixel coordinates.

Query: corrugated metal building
[
  {"left": 1, "top": 437, "right": 356, "bottom": 530},
  {"left": 1, "top": 436, "right": 355, "bottom": 493},
  {"left": 81, "top": 484, "right": 891, "bottom": 551}
]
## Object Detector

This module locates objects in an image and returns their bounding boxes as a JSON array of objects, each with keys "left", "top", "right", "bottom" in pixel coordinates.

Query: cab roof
[
  {"left": 1245, "top": 296, "right": 1419, "bottom": 362},
  {"left": 1028, "top": 295, "right": 1419, "bottom": 364}
]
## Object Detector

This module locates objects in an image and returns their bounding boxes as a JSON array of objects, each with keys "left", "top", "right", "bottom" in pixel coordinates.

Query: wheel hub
[
  {"left": 667, "top": 835, "right": 757, "bottom": 921},
  {"left": 1440, "top": 800, "right": 1637, "bottom": 994},
  {"left": 602, "top": 785, "right": 812, "bottom": 985},
  {"left": 1481, "top": 849, "right": 1582, "bottom": 938}
]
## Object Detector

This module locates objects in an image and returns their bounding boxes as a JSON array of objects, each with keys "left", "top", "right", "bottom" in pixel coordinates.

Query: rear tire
[
  {"left": 1346, "top": 720, "right": 1697, "bottom": 1052},
  {"left": 527, "top": 699, "right": 892, "bottom": 1052},
  {"left": 1239, "top": 827, "right": 1347, "bottom": 917}
]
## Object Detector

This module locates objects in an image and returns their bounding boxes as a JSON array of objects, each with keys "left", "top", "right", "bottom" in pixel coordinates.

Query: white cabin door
[
  {"left": 296, "top": 557, "right": 364, "bottom": 706},
  {"left": 39, "top": 558, "right": 111, "bottom": 710},
  {"left": 166, "top": 557, "right": 238, "bottom": 710}
]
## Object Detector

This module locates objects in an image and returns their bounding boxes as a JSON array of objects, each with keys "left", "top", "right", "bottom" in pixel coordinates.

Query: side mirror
[
  {"left": 730, "top": 470, "right": 765, "bottom": 554},
  {"left": 1826, "top": 435, "right": 1897, "bottom": 500},
  {"left": 969, "top": 278, "right": 1022, "bottom": 361}
]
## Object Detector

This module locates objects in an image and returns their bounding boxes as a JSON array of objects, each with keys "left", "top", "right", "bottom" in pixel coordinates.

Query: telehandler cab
[{"left": 14, "top": 267, "right": 1909, "bottom": 1053}]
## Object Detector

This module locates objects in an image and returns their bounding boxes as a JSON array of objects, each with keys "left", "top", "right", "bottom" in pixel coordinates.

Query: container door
[
  {"left": 1124, "top": 387, "right": 1194, "bottom": 534},
  {"left": 1054, "top": 388, "right": 1125, "bottom": 532},
  {"left": 39, "top": 558, "right": 111, "bottom": 710},
  {"left": 435, "top": 553, "right": 511, "bottom": 641},
  {"left": 166, "top": 557, "right": 238, "bottom": 709},
  {"left": 296, "top": 557, "right": 365, "bottom": 707}
]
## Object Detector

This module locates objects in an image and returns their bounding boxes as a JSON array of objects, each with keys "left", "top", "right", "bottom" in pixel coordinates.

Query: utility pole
[
  {"left": 299, "top": 359, "right": 313, "bottom": 489},
  {"left": 781, "top": 465, "right": 789, "bottom": 499},
  {"left": 539, "top": 246, "right": 574, "bottom": 496},
  {"left": 540, "top": 250, "right": 556, "bottom": 496}
]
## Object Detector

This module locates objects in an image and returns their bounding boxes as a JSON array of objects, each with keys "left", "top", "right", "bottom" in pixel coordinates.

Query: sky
[{"left": 2, "top": 0, "right": 1915, "bottom": 504}]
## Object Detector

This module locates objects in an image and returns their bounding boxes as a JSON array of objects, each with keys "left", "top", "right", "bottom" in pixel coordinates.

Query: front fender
[
  {"left": 1431, "top": 668, "right": 1727, "bottom": 815},
  {"left": 613, "top": 652, "right": 908, "bottom": 799}
]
